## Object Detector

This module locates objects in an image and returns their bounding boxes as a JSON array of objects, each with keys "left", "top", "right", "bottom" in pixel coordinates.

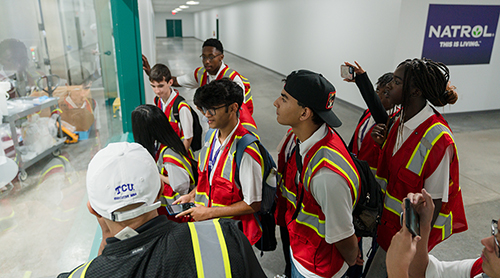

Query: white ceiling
[{"left": 152, "top": 0, "right": 245, "bottom": 14}]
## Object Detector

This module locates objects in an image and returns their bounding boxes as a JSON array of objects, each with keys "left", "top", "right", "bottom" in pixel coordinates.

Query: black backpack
[
  {"left": 333, "top": 129, "right": 384, "bottom": 238},
  {"left": 155, "top": 95, "right": 203, "bottom": 151},
  {"left": 234, "top": 133, "right": 278, "bottom": 254}
]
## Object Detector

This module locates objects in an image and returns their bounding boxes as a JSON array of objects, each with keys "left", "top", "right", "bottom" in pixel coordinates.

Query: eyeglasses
[
  {"left": 492, "top": 219, "right": 500, "bottom": 258},
  {"left": 201, "top": 104, "right": 228, "bottom": 116},
  {"left": 200, "top": 53, "right": 222, "bottom": 62}
]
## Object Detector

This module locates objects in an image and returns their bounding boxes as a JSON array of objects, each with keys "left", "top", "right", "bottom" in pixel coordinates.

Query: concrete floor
[{"left": 1, "top": 37, "right": 499, "bottom": 277}]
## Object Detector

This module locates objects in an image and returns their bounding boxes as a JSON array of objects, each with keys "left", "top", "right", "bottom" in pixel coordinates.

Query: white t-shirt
[
  {"left": 176, "top": 61, "right": 245, "bottom": 92},
  {"left": 160, "top": 89, "right": 193, "bottom": 140},
  {"left": 392, "top": 103, "right": 453, "bottom": 202},
  {"left": 209, "top": 121, "right": 262, "bottom": 205},
  {"left": 426, "top": 255, "right": 485, "bottom": 278},
  {"left": 283, "top": 124, "right": 354, "bottom": 278}
]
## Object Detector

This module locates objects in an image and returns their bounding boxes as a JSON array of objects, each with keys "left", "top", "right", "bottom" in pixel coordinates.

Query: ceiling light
[
  {"left": 186, "top": 1, "right": 199, "bottom": 5},
  {"left": 174, "top": 8, "right": 182, "bottom": 11},
  {"left": 180, "top": 5, "right": 189, "bottom": 9}
]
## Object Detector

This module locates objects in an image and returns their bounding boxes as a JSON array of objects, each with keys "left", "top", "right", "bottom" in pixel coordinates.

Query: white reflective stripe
[
  {"left": 383, "top": 192, "right": 403, "bottom": 217},
  {"left": 296, "top": 205, "right": 326, "bottom": 238},
  {"left": 195, "top": 192, "right": 209, "bottom": 206},
  {"left": 433, "top": 212, "right": 453, "bottom": 240},
  {"left": 407, "top": 123, "right": 454, "bottom": 176},
  {"left": 376, "top": 175, "right": 388, "bottom": 193},
  {"left": 190, "top": 220, "right": 231, "bottom": 278},
  {"left": 303, "top": 146, "right": 359, "bottom": 206},
  {"left": 280, "top": 181, "right": 296, "bottom": 205}
]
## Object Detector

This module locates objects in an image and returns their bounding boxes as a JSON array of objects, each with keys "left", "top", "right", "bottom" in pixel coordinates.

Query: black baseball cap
[{"left": 284, "top": 69, "right": 342, "bottom": 127}]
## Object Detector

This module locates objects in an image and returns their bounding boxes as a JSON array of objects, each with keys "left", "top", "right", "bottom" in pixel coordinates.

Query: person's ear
[
  {"left": 167, "top": 78, "right": 173, "bottom": 86},
  {"left": 299, "top": 107, "right": 313, "bottom": 121},
  {"left": 229, "top": 102, "right": 238, "bottom": 113},
  {"left": 410, "top": 87, "right": 422, "bottom": 98},
  {"left": 87, "top": 201, "right": 102, "bottom": 218},
  {"left": 220, "top": 53, "right": 224, "bottom": 61}
]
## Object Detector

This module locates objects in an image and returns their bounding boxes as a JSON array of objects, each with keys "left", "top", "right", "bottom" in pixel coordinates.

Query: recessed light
[
  {"left": 186, "top": 1, "right": 199, "bottom": 5},
  {"left": 180, "top": 5, "right": 189, "bottom": 8}
]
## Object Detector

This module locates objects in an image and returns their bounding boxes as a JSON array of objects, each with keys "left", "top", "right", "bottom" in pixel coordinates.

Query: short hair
[
  {"left": 376, "top": 72, "right": 393, "bottom": 88},
  {"left": 149, "top": 64, "right": 172, "bottom": 83},
  {"left": 397, "top": 58, "right": 454, "bottom": 108},
  {"left": 194, "top": 78, "right": 243, "bottom": 110},
  {"left": 202, "top": 38, "right": 223, "bottom": 54}
]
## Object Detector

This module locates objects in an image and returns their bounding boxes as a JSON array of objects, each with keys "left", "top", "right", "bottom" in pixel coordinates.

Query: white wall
[
  {"left": 193, "top": 0, "right": 500, "bottom": 113},
  {"left": 138, "top": 0, "right": 156, "bottom": 103},
  {"left": 155, "top": 12, "right": 195, "bottom": 37},
  {"left": 194, "top": 0, "right": 403, "bottom": 112}
]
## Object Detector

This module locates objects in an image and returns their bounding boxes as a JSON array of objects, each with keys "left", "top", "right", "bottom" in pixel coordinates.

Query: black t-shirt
[{"left": 58, "top": 216, "right": 266, "bottom": 278}]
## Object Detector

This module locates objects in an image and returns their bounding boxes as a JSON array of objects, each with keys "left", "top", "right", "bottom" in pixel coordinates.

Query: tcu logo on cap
[
  {"left": 114, "top": 184, "right": 137, "bottom": 200},
  {"left": 326, "top": 91, "right": 336, "bottom": 109}
]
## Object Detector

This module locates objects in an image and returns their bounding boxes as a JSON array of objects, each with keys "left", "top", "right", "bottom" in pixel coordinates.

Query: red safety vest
[
  {"left": 156, "top": 146, "right": 195, "bottom": 222},
  {"left": 376, "top": 111, "right": 467, "bottom": 251},
  {"left": 195, "top": 123, "right": 263, "bottom": 245},
  {"left": 276, "top": 127, "right": 361, "bottom": 277},
  {"left": 154, "top": 88, "right": 189, "bottom": 140},
  {"left": 352, "top": 110, "right": 380, "bottom": 171},
  {"left": 195, "top": 65, "right": 254, "bottom": 115}
]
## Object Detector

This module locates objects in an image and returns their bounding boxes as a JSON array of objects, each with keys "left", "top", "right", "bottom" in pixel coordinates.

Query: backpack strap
[
  {"left": 154, "top": 96, "right": 159, "bottom": 106},
  {"left": 172, "top": 94, "right": 184, "bottom": 122},
  {"left": 234, "top": 133, "right": 259, "bottom": 172}
]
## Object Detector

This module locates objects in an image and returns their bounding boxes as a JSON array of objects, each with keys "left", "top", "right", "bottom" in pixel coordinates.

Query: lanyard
[
  {"left": 208, "top": 135, "right": 222, "bottom": 174},
  {"left": 359, "top": 118, "right": 375, "bottom": 144}
]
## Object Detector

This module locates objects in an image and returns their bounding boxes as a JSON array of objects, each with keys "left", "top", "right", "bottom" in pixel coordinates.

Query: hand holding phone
[
  {"left": 404, "top": 198, "right": 420, "bottom": 237},
  {"left": 166, "top": 203, "right": 196, "bottom": 216},
  {"left": 341, "top": 65, "right": 354, "bottom": 80}
]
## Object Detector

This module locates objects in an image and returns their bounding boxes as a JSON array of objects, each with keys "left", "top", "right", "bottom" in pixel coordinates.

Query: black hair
[
  {"left": 131, "top": 104, "right": 189, "bottom": 159},
  {"left": 149, "top": 64, "right": 172, "bottom": 83},
  {"left": 282, "top": 77, "right": 325, "bottom": 126},
  {"left": 397, "top": 58, "right": 453, "bottom": 108},
  {"left": 0, "top": 39, "right": 28, "bottom": 69},
  {"left": 376, "top": 72, "right": 393, "bottom": 88},
  {"left": 193, "top": 78, "right": 243, "bottom": 111},
  {"left": 202, "top": 38, "right": 224, "bottom": 54}
]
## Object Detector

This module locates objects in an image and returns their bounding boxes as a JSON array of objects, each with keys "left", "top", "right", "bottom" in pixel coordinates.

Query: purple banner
[{"left": 422, "top": 4, "right": 500, "bottom": 65}]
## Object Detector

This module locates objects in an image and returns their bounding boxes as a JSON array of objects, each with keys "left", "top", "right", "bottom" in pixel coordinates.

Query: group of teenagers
[{"left": 58, "top": 38, "right": 500, "bottom": 278}]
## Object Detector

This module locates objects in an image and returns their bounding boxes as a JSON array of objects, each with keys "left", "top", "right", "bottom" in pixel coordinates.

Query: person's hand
[
  {"left": 343, "top": 61, "right": 366, "bottom": 83},
  {"left": 173, "top": 193, "right": 194, "bottom": 205},
  {"left": 386, "top": 209, "right": 421, "bottom": 278},
  {"left": 142, "top": 54, "right": 151, "bottom": 76},
  {"left": 407, "top": 189, "right": 435, "bottom": 229},
  {"left": 176, "top": 204, "right": 213, "bottom": 221},
  {"left": 354, "top": 248, "right": 364, "bottom": 266},
  {"left": 371, "top": 123, "right": 387, "bottom": 145}
]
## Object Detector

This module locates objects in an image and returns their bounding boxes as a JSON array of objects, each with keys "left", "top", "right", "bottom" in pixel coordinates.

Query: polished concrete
[{"left": 0, "top": 37, "right": 499, "bottom": 277}]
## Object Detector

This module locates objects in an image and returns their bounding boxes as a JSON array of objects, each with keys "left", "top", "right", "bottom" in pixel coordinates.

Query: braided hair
[{"left": 398, "top": 58, "right": 457, "bottom": 110}]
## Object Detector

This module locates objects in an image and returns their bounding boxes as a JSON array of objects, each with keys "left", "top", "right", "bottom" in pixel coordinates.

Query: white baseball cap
[{"left": 86, "top": 142, "right": 161, "bottom": 222}]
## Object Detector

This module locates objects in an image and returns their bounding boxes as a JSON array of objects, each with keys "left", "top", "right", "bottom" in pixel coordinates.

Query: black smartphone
[
  {"left": 404, "top": 198, "right": 420, "bottom": 237},
  {"left": 166, "top": 203, "right": 196, "bottom": 216},
  {"left": 340, "top": 65, "right": 354, "bottom": 80}
]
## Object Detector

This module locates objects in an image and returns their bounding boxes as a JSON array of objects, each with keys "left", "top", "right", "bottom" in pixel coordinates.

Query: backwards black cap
[{"left": 284, "top": 69, "right": 342, "bottom": 127}]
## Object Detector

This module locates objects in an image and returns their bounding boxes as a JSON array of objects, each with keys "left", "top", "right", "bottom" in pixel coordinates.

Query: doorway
[{"left": 166, "top": 20, "right": 182, "bottom": 37}]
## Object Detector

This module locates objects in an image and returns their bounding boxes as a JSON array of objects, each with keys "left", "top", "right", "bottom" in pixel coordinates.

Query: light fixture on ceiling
[
  {"left": 179, "top": 5, "right": 189, "bottom": 9},
  {"left": 186, "top": 1, "right": 199, "bottom": 5},
  {"left": 174, "top": 8, "right": 182, "bottom": 11}
]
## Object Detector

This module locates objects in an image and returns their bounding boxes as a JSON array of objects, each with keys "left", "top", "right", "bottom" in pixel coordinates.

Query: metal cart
[{"left": 2, "top": 97, "right": 64, "bottom": 181}]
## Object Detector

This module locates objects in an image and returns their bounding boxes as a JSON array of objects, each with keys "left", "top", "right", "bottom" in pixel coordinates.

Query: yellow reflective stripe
[
  {"left": 280, "top": 182, "right": 297, "bottom": 208},
  {"left": 0, "top": 209, "right": 14, "bottom": 221},
  {"left": 68, "top": 260, "right": 94, "bottom": 278},
  {"left": 433, "top": 211, "right": 453, "bottom": 240},
  {"left": 295, "top": 206, "right": 325, "bottom": 238},
  {"left": 406, "top": 123, "right": 454, "bottom": 176},
  {"left": 195, "top": 191, "right": 209, "bottom": 206},
  {"left": 213, "top": 219, "right": 232, "bottom": 278},
  {"left": 38, "top": 165, "right": 64, "bottom": 185},
  {"left": 164, "top": 154, "right": 195, "bottom": 183},
  {"left": 246, "top": 144, "right": 264, "bottom": 176},
  {"left": 188, "top": 222, "right": 205, "bottom": 278},
  {"left": 383, "top": 191, "right": 403, "bottom": 216}
]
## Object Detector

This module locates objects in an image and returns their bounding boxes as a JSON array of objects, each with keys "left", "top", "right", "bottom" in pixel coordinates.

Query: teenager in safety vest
[
  {"left": 132, "top": 105, "right": 196, "bottom": 222},
  {"left": 273, "top": 70, "right": 362, "bottom": 278},
  {"left": 366, "top": 58, "right": 467, "bottom": 278},
  {"left": 386, "top": 189, "right": 495, "bottom": 278},
  {"left": 149, "top": 63, "right": 194, "bottom": 154},
  {"left": 173, "top": 78, "right": 264, "bottom": 246},
  {"left": 57, "top": 142, "right": 265, "bottom": 278},
  {"left": 142, "top": 38, "right": 257, "bottom": 135}
]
